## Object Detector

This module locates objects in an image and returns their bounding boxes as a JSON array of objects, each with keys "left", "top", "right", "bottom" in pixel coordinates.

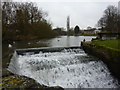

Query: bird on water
[{"left": 8, "top": 44, "right": 12, "bottom": 48}]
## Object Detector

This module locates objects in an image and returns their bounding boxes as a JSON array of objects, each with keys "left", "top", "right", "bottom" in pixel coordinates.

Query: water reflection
[{"left": 67, "top": 36, "right": 70, "bottom": 47}]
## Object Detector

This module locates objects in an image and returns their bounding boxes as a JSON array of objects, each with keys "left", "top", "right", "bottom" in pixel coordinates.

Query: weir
[{"left": 8, "top": 47, "right": 120, "bottom": 88}]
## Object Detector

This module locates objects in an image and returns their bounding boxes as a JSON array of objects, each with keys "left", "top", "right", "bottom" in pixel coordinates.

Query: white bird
[
  {"left": 8, "top": 44, "right": 12, "bottom": 48},
  {"left": 28, "top": 42, "right": 31, "bottom": 45},
  {"left": 13, "top": 41, "right": 15, "bottom": 44}
]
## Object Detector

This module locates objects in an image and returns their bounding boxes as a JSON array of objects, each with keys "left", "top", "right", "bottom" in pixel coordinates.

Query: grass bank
[
  {"left": 82, "top": 39, "right": 120, "bottom": 58},
  {"left": 91, "top": 39, "right": 120, "bottom": 58},
  {"left": 91, "top": 39, "right": 120, "bottom": 51}
]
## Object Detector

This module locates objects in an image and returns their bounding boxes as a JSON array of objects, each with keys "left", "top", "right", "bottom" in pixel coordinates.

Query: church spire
[{"left": 67, "top": 16, "right": 70, "bottom": 31}]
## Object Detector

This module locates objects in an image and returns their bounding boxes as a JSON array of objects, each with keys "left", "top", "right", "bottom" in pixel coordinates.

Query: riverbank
[
  {"left": 2, "top": 58, "right": 64, "bottom": 89},
  {"left": 81, "top": 39, "right": 120, "bottom": 81},
  {"left": 67, "top": 34, "right": 97, "bottom": 36},
  {"left": 1, "top": 70, "right": 63, "bottom": 89}
]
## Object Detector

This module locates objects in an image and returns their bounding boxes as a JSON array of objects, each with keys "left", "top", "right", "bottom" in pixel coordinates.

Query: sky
[{"left": 4, "top": 0, "right": 120, "bottom": 30}]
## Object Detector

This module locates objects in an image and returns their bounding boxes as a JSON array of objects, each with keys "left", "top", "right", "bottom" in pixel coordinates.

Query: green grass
[{"left": 92, "top": 39, "right": 120, "bottom": 51}]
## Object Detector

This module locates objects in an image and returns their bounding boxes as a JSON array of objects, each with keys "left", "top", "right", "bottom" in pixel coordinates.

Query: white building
[{"left": 94, "top": 30, "right": 101, "bottom": 34}]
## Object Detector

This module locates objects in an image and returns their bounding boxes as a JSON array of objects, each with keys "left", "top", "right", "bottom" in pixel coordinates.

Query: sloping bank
[
  {"left": 1, "top": 69, "right": 64, "bottom": 89},
  {"left": 81, "top": 39, "right": 120, "bottom": 81}
]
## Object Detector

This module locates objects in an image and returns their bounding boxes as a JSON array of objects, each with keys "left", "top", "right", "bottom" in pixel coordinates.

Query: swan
[
  {"left": 8, "top": 44, "right": 12, "bottom": 48},
  {"left": 28, "top": 42, "right": 31, "bottom": 45}
]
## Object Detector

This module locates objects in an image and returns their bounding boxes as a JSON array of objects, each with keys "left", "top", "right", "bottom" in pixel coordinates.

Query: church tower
[
  {"left": 118, "top": 1, "right": 120, "bottom": 14},
  {"left": 67, "top": 16, "right": 70, "bottom": 32}
]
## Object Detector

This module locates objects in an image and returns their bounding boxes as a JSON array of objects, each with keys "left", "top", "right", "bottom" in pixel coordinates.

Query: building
[
  {"left": 82, "top": 29, "right": 100, "bottom": 35},
  {"left": 67, "top": 16, "right": 70, "bottom": 31},
  {"left": 83, "top": 30, "right": 95, "bottom": 35},
  {"left": 98, "top": 32, "right": 120, "bottom": 40},
  {"left": 94, "top": 30, "right": 101, "bottom": 34}
]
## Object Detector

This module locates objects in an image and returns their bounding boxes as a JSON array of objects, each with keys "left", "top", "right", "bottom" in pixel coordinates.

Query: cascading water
[{"left": 8, "top": 48, "right": 119, "bottom": 88}]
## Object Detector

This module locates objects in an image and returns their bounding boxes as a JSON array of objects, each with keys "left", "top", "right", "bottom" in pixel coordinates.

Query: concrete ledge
[{"left": 16, "top": 46, "right": 81, "bottom": 55}]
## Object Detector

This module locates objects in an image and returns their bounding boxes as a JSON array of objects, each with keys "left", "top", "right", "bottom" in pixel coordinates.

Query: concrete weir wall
[
  {"left": 81, "top": 41, "right": 120, "bottom": 81},
  {"left": 16, "top": 46, "right": 81, "bottom": 55}
]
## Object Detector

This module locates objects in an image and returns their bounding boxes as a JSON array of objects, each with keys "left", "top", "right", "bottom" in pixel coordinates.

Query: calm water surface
[{"left": 37, "top": 36, "right": 96, "bottom": 47}]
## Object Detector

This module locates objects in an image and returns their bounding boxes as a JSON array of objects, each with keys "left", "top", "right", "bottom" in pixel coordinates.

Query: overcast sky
[{"left": 9, "top": 0, "right": 120, "bottom": 29}]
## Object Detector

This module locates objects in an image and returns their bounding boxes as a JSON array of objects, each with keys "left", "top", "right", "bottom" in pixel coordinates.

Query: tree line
[
  {"left": 2, "top": 2, "right": 56, "bottom": 41},
  {"left": 97, "top": 5, "right": 120, "bottom": 33}
]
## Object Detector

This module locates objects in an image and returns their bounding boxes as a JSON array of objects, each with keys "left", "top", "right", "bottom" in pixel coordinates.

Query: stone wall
[{"left": 81, "top": 41, "right": 120, "bottom": 81}]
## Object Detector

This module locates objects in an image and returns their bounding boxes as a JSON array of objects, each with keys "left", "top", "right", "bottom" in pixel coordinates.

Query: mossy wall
[
  {"left": 1, "top": 72, "right": 64, "bottom": 89},
  {"left": 81, "top": 41, "right": 120, "bottom": 81}
]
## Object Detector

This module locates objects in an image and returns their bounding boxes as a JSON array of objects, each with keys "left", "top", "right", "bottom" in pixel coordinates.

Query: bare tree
[
  {"left": 2, "top": 2, "right": 55, "bottom": 41},
  {"left": 98, "top": 5, "right": 118, "bottom": 32}
]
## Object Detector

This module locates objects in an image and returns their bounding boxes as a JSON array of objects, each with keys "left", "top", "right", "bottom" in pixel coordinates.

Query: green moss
[
  {"left": 2, "top": 75, "right": 44, "bottom": 88},
  {"left": 4, "top": 75, "right": 14, "bottom": 79},
  {"left": 2, "top": 75, "right": 25, "bottom": 88},
  {"left": 2, "top": 76, "right": 15, "bottom": 82}
]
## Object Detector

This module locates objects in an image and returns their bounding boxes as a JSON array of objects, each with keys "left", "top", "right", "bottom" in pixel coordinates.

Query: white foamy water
[{"left": 8, "top": 48, "right": 119, "bottom": 88}]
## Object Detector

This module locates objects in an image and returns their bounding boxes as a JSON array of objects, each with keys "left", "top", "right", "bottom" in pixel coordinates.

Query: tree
[
  {"left": 68, "top": 27, "right": 74, "bottom": 35},
  {"left": 74, "top": 25, "right": 80, "bottom": 34},
  {"left": 2, "top": 2, "right": 16, "bottom": 40},
  {"left": 53, "top": 27, "right": 66, "bottom": 35},
  {"left": 118, "top": 8, "right": 120, "bottom": 32},
  {"left": 97, "top": 17, "right": 106, "bottom": 30},
  {"left": 97, "top": 5, "right": 118, "bottom": 32},
  {"left": 2, "top": 2, "right": 56, "bottom": 41}
]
